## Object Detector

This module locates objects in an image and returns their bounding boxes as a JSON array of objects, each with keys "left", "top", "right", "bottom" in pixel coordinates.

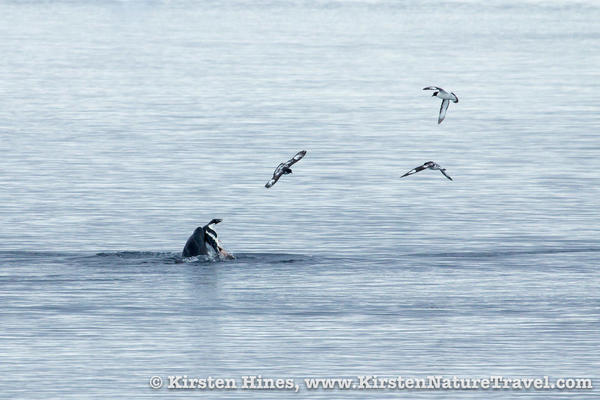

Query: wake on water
[
  {"left": 93, "top": 251, "right": 314, "bottom": 265},
  {"left": 1, "top": 246, "right": 599, "bottom": 267}
]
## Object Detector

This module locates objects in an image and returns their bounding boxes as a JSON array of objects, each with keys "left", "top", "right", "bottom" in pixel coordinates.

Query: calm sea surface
[{"left": 0, "top": 0, "right": 599, "bottom": 398}]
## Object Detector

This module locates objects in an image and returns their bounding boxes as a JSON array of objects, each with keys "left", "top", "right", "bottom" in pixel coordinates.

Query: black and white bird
[
  {"left": 400, "top": 161, "right": 453, "bottom": 181},
  {"left": 265, "top": 150, "right": 307, "bottom": 188},
  {"left": 423, "top": 86, "right": 458, "bottom": 124}
]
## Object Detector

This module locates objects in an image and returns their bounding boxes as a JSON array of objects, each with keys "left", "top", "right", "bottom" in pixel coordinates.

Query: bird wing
[
  {"left": 204, "top": 225, "right": 218, "bottom": 238},
  {"left": 265, "top": 163, "right": 285, "bottom": 188},
  {"left": 440, "top": 169, "right": 453, "bottom": 181},
  {"left": 423, "top": 86, "right": 447, "bottom": 93},
  {"left": 438, "top": 99, "right": 449, "bottom": 124},
  {"left": 284, "top": 150, "right": 307, "bottom": 168},
  {"left": 204, "top": 230, "right": 220, "bottom": 252},
  {"left": 400, "top": 163, "right": 428, "bottom": 178}
]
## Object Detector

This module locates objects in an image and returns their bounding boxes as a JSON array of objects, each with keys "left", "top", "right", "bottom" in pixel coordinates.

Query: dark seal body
[
  {"left": 182, "top": 227, "right": 209, "bottom": 258},
  {"left": 182, "top": 222, "right": 234, "bottom": 260}
]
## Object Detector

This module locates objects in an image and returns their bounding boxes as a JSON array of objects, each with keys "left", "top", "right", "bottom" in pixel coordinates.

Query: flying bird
[
  {"left": 400, "top": 161, "right": 453, "bottom": 181},
  {"left": 423, "top": 86, "right": 459, "bottom": 124},
  {"left": 265, "top": 150, "right": 307, "bottom": 188}
]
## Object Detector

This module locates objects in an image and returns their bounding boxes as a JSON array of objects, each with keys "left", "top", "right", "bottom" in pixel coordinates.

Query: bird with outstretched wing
[
  {"left": 423, "top": 86, "right": 459, "bottom": 124},
  {"left": 400, "top": 161, "right": 453, "bottom": 181},
  {"left": 265, "top": 150, "right": 307, "bottom": 188}
]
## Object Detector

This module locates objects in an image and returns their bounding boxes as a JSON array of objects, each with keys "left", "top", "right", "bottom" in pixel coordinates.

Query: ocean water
[{"left": 0, "top": 0, "right": 599, "bottom": 398}]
